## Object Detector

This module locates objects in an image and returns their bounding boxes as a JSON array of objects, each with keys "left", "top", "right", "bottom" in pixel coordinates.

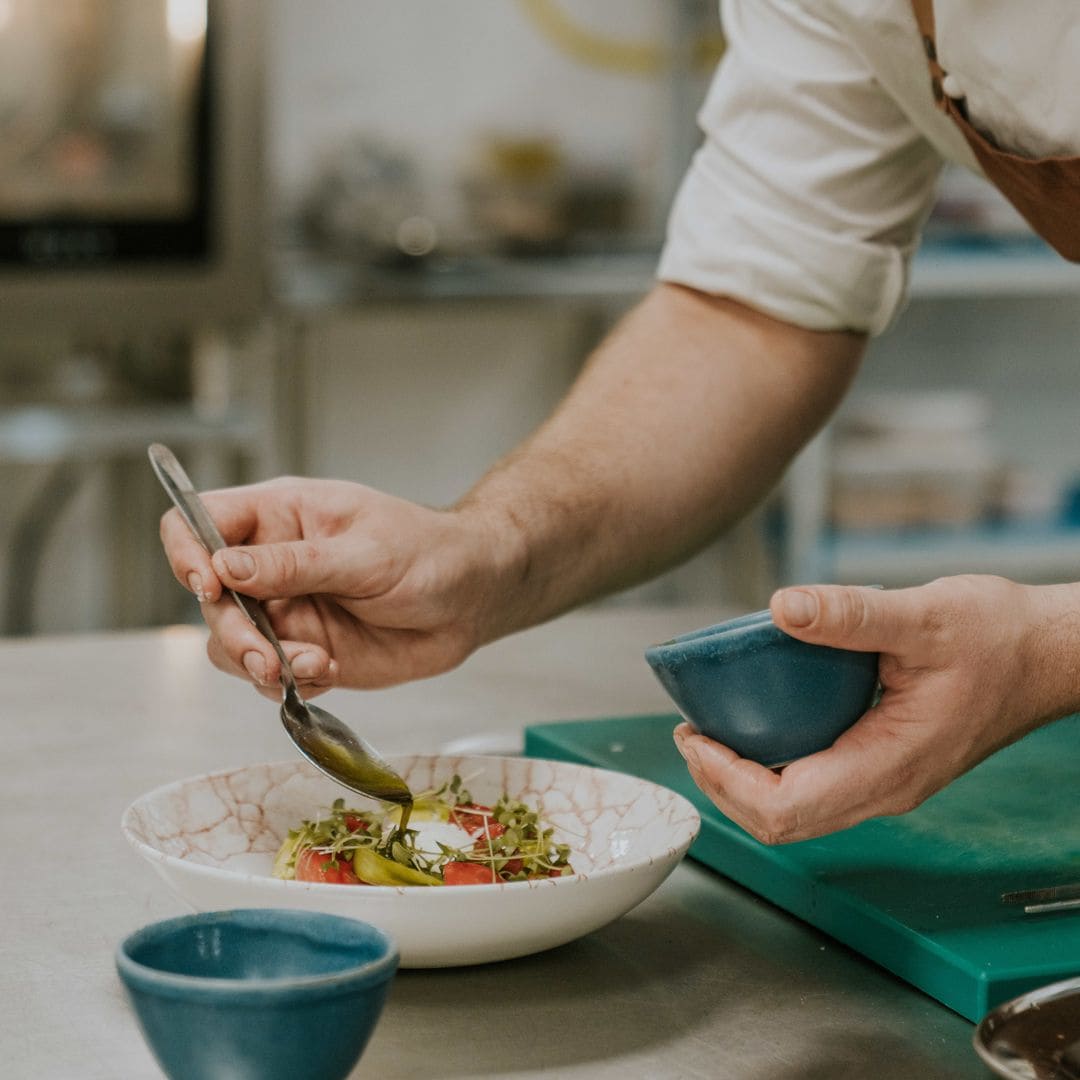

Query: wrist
[
  {"left": 444, "top": 495, "right": 536, "bottom": 646},
  {"left": 1018, "top": 581, "right": 1080, "bottom": 723}
]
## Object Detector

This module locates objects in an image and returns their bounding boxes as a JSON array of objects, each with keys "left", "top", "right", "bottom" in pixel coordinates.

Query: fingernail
[
  {"left": 674, "top": 730, "right": 701, "bottom": 772},
  {"left": 780, "top": 588, "right": 818, "bottom": 627},
  {"left": 220, "top": 550, "right": 256, "bottom": 581},
  {"left": 243, "top": 651, "right": 267, "bottom": 684},
  {"left": 186, "top": 572, "right": 205, "bottom": 601},
  {"left": 292, "top": 652, "right": 323, "bottom": 679}
]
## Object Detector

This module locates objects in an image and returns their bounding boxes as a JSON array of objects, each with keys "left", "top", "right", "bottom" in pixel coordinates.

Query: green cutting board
[{"left": 525, "top": 712, "right": 1080, "bottom": 1022}]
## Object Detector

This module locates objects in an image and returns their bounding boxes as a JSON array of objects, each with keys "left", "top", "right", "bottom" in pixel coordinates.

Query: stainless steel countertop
[{"left": 1, "top": 607, "right": 990, "bottom": 1079}]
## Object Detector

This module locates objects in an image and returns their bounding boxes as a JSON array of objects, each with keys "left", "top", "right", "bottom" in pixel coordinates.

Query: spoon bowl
[
  {"left": 280, "top": 689, "right": 413, "bottom": 806},
  {"left": 147, "top": 443, "right": 412, "bottom": 811}
]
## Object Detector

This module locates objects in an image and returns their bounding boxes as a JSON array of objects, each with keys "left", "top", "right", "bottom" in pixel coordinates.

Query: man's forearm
[{"left": 457, "top": 283, "right": 866, "bottom": 638}]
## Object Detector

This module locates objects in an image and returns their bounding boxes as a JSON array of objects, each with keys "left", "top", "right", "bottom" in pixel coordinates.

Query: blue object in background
[
  {"left": 645, "top": 609, "right": 879, "bottom": 767},
  {"left": 1059, "top": 479, "right": 1080, "bottom": 527},
  {"left": 116, "top": 909, "right": 399, "bottom": 1080}
]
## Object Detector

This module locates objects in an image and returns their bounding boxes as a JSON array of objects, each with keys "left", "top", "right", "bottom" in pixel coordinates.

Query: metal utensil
[
  {"left": 1002, "top": 883, "right": 1080, "bottom": 915},
  {"left": 148, "top": 443, "right": 413, "bottom": 813},
  {"left": 974, "top": 974, "right": 1080, "bottom": 1079}
]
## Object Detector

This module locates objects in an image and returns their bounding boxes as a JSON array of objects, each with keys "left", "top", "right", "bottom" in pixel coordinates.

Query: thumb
[
  {"left": 211, "top": 539, "right": 357, "bottom": 599},
  {"left": 770, "top": 584, "right": 926, "bottom": 656}
]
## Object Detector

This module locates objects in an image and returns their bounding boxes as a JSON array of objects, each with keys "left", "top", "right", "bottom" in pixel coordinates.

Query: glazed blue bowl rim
[
  {"left": 646, "top": 608, "right": 785, "bottom": 658},
  {"left": 116, "top": 909, "right": 399, "bottom": 1004}
]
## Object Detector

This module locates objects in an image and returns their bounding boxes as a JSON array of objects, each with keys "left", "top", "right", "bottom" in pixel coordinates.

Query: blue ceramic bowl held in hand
[
  {"left": 116, "top": 909, "right": 399, "bottom": 1080},
  {"left": 645, "top": 608, "right": 879, "bottom": 768}
]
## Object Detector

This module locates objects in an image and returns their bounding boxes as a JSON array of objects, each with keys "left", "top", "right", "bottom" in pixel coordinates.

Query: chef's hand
[
  {"left": 673, "top": 575, "right": 1080, "bottom": 843},
  {"left": 159, "top": 477, "right": 523, "bottom": 700}
]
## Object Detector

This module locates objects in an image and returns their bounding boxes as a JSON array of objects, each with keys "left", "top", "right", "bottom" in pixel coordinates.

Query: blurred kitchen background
[{"left": 3, "top": 0, "right": 1080, "bottom": 637}]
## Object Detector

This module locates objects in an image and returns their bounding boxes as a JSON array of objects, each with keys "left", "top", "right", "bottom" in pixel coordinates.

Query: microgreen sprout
[{"left": 273, "top": 776, "right": 573, "bottom": 885}]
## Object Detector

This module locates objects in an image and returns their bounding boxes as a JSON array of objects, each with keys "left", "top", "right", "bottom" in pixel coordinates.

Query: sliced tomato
[
  {"left": 443, "top": 861, "right": 498, "bottom": 886},
  {"left": 449, "top": 803, "right": 496, "bottom": 837},
  {"left": 470, "top": 823, "right": 507, "bottom": 850},
  {"left": 343, "top": 814, "right": 369, "bottom": 832},
  {"left": 501, "top": 858, "right": 524, "bottom": 877},
  {"left": 295, "top": 847, "right": 362, "bottom": 885}
]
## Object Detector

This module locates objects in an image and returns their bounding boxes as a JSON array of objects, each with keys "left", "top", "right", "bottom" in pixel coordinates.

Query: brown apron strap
[
  {"left": 910, "top": 0, "right": 947, "bottom": 111},
  {"left": 909, "top": 0, "right": 1080, "bottom": 261},
  {"left": 910, "top": 0, "right": 935, "bottom": 43}
]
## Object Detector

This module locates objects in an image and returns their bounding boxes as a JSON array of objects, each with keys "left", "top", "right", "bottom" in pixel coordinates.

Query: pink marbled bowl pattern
[{"left": 122, "top": 755, "right": 701, "bottom": 967}]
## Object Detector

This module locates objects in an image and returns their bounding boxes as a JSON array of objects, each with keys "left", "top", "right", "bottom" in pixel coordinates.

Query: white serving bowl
[{"left": 122, "top": 755, "right": 700, "bottom": 968}]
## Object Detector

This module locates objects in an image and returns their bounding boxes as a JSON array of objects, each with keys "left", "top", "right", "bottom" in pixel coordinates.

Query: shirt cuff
[{"left": 657, "top": 161, "right": 913, "bottom": 337}]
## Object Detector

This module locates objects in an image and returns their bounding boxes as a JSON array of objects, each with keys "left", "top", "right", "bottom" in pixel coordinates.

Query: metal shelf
[
  {"left": 821, "top": 523, "right": 1080, "bottom": 586},
  {"left": 277, "top": 239, "right": 1080, "bottom": 311},
  {"left": 0, "top": 403, "right": 259, "bottom": 464},
  {"left": 909, "top": 243, "right": 1080, "bottom": 299}
]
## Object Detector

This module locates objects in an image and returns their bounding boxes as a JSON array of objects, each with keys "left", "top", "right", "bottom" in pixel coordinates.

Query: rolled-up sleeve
[{"left": 659, "top": 0, "right": 943, "bottom": 335}]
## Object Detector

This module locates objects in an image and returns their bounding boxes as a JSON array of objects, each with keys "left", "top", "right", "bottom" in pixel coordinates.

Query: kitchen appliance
[{"left": 0, "top": 0, "right": 263, "bottom": 336}]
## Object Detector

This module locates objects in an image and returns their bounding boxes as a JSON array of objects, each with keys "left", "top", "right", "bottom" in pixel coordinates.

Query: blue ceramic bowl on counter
[
  {"left": 116, "top": 909, "right": 398, "bottom": 1080},
  {"left": 645, "top": 608, "right": 879, "bottom": 768}
]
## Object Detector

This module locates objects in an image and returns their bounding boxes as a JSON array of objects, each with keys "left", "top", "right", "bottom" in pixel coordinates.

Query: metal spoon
[{"left": 147, "top": 443, "right": 413, "bottom": 815}]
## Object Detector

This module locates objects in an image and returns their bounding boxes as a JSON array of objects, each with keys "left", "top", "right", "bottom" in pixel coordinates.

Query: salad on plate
[{"left": 272, "top": 775, "right": 574, "bottom": 887}]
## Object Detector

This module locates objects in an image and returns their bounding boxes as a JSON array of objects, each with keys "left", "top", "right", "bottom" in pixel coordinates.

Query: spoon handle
[{"left": 147, "top": 443, "right": 300, "bottom": 696}]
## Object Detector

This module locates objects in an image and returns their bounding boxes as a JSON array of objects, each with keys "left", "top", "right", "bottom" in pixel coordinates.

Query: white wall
[{"left": 266, "top": 0, "right": 712, "bottom": 235}]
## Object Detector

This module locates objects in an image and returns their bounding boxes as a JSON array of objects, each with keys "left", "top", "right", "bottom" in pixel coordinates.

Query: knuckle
[
  {"left": 273, "top": 545, "right": 298, "bottom": 583},
  {"left": 842, "top": 591, "right": 872, "bottom": 635},
  {"left": 753, "top": 803, "right": 801, "bottom": 845},
  {"left": 266, "top": 544, "right": 294, "bottom": 585},
  {"left": 205, "top": 637, "right": 230, "bottom": 673},
  {"left": 266, "top": 475, "right": 301, "bottom": 490},
  {"left": 274, "top": 541, "right": 321, "bottom": 587},
  {"left": 970, "top": 574, "right": 1021, "bottom": 613},
  {"left": 751, "top": 824, "right": 779, "bottom": 845},
  {"left": 753, "top": 823, "right": 790, "bottom": 846},
  {"left": 920, "top": 574, "right": 1015, "bottom": 645},
  {"left": 820, "top": 588, "right": 871, "bottom": 636},
  {"left": 915, "top": 578, "right": 961, "bottom": 639},
  {"left": 298, "top": 540, "right": 322, "bottom": 568}
]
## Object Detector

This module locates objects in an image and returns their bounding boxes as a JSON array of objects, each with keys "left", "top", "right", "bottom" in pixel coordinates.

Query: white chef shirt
[{"left": 658, "top": 0, "right": 1080, "bottom": 335}]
